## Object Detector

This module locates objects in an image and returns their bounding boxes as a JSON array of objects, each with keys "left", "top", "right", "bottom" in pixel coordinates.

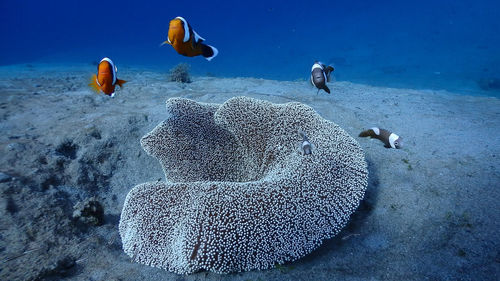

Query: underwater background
[
  {"left": 1, "top": 0, "right": 499, "bottom": 95},
  {"left": 1, "top": 1, "right": 500, "bottom": 280}
]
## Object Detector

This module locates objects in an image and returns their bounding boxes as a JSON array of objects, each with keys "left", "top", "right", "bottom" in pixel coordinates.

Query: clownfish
[
  {"left": 311, "top": 61, "right": 334, "bottom": 94},
  {"left": 298, "top": 130, "right": 312, "bottom": 155},
  {"left": 161, "top": 16, "right": 218, "bottom": 61},
  {"left": 359, "top": 127, "right": 403, "bottom": 149},
  {"left": 88, "top": 57, "right": 127, "bottom": 98}
]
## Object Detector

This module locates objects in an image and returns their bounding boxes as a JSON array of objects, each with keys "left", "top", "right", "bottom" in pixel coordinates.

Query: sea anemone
[{"left": 119, "top": 96, "right": 368, "bottom": 274}]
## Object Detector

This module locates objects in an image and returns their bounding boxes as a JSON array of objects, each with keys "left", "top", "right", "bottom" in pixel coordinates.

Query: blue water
[{"left": 1, "top": 0, "right": 499, "bottom": 95}]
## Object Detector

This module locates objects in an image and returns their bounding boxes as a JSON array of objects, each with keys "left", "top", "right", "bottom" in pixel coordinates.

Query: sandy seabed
[{"left": 0, "top": 64, "right": 499, "bottom": 281}]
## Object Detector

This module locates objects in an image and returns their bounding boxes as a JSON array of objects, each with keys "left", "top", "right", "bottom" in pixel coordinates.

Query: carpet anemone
[{"left": 119, "top": 96, "right": 368, "bottom": 274}]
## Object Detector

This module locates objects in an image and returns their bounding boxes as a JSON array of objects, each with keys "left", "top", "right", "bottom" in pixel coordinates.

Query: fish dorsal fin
[
  {"left": 192, "top": 29, "right": 205, "bottom": 43},
  {"left": 189, "top": 24, "right": 205, "bottom": 50},
  {"left": 370, "top": 127, "right": 380, "bottom": 135}
]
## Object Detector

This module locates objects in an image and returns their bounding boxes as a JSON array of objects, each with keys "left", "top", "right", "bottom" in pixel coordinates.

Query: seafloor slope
[{"left": 0, "top": 64, "right": 499, "bottom": 281}]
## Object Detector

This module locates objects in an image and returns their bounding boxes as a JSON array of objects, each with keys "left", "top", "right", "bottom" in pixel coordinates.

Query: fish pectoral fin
[
  {"left": 88, "top": 74, "right": 101, "bottom": 94},
  {"left": 160, "top": 40, "right": 171, "bottom": 47}
]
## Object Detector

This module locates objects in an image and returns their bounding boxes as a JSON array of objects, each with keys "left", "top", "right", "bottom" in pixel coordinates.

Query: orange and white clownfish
[
  {"left": 311, "top": 61, "right": 334, "bottom": 94},
  {"left": 88, "top": 57, "right": 127, "bottom": 97},
  {"left": 161, "top": 16, "right": 218, "bottom": 61}
]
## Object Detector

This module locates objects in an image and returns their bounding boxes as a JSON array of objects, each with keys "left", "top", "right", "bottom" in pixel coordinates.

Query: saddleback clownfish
[
  {"left": 311, "top": 61, "right": 334, "bottom": 94},
  {"left": 359, "top": 127, "right": 403, "bottom": 149},
  {"left": 162, "top": 16, "right": 218, "bottom": 61},
  {"left": 89, "top": 57, "right": 127, "bottom": 98}
]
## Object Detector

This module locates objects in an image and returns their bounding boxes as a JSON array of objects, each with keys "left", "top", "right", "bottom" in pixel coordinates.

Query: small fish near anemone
[
  {"left": 359, "top": 127, "right": 403, "bottom": 149},
  {"left": 311, "top": 61, "right": 334, "bottom": 94},
  {"left": 88, "top": 57, "right": 127, "bottom": 98},
  {"left": 161, "top": 16, "right": 218, "bottom": 61},
  {"left": 298, "top": 130, "right": 313, "bottom": 155}
]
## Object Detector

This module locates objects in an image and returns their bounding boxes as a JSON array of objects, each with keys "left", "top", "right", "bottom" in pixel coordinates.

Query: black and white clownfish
[
  {"left": 161, "top": 16, "right": 218, "bottom": 61},
  {"left": 310, "top": 61, "right": 334, "bottom": 94},
  {"left": 359, "top": 127, "right": 403, "bottom": 149},
  {"left": 88, "top": 57, "right": 127, "bottom": 97}
]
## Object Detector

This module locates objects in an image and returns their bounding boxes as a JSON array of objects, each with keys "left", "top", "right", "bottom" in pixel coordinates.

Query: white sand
[{"left": 0, "top": 64, "right": 498, "bottom": 280}]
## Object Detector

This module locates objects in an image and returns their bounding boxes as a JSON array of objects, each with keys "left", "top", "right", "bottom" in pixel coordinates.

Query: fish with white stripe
[
  {"left": 88, "top": 57, "right": 127, "bottom": 97},
  {"left": 310, "top": 61, "right": 334, "bottom": 94},
  {"left": 359, "top": 127, "right": 403, "bottom": 149},
  {"left": 298, "top": 130, "right": 313, "bottom": 155},
  {"left": 161, "top": 16, "right": 218, "bottom": 61}
]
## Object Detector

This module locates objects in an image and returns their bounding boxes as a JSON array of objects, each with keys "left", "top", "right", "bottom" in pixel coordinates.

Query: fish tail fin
[
  {"left": 88, "top": 74, "right": 101, "bottom": 94},
  {"left": 326, "top": 66, "right": 334, "bottom": 82},
  {"left": 359, "top": 129, "right": 373, "bottom": 137},
  {"left": 298, "top": 130, "right": 309, "bottom": 141},
  {"left": 202, "top": 44, "right": 218, "bottom": 61},
  {"left": 116, "top": 79, "right": 127, "bottom": 88}
]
